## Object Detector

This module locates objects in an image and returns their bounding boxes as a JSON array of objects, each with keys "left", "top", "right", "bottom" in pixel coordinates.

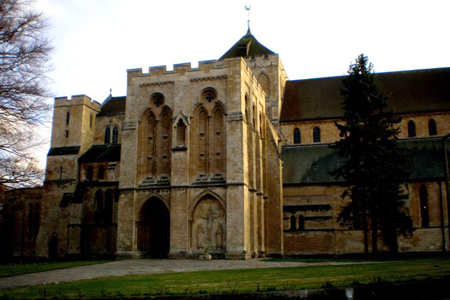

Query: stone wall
[{"left": 283, "top": 182, "right": 449, "bottom": 255}]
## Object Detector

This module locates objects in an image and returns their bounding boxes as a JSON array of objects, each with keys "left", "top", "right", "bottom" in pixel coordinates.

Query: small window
[
  {"left": 408, "top": 120, "right": 416, "bottom": 137},
  {"left": 94, "top": 190, "right": 104, "bottom": 225},
  {"left": 298, "top": 215, "right": 305, "bottom": 231},
  {"left": 419, "top": 185, "right": 429, "bottom": 227},
  {"left": 252, "top": 104, "right": 256, "bottom": 128},
  {"left": 313, "top": 127, "right": 321, "bottom": 143},
  {"left": 34, "top": 203, "right": 40, "bottom": 239},
  {"left": 202, "top": 88, "right": 217, "bottom": 103},
  {"left": 293, "top": 128, "right": 301, "bottom": 144},
  {"left": 290, "top": 215, "right": 297, "bottom": 231},
  {"left": 89, "top": 114, "right": 93, "bottom": 128},
  {"left": 352, "top": 188, "right": 361, "bottom": 229},
  {"left": 27, "top": 204, "right": 34, "bottom": 240},
  {"left": 87, "top": 166, "right": 93, "bottom": 181},
  {"left": 428, "top": 119, "right": 437, "bottom": 136},
  {"left": 259, "top": 113, "right": 263, "bottom": 134},
  {"left": 104, "top": 190, "right": 114, "bottom": 225},
  {"left": 112, "top": 126, "right": 119, "bottom": 144},
  {"left": 151, "top": 93, "right": 165, "bottom": 107},
  {"left": 66, "top": 111, "right": 70, "bottom": 125},
  {"left": 105, "top": 127, "right": 111, "bottom": 144},
  {"left": 244, "top": 95, "right": 249, "bottom": 122},
  {"left": 65, "top": 130, "right": 69, "bottom": 138},
  {"left": 176, "top": 119, "right": 186, "bottom": 147},
  {"left": 98, "top": 165, "right": 105, "bottom": 180}
]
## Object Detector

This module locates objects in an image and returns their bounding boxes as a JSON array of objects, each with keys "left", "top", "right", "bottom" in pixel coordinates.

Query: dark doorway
[
  {"left": 137, "top": 198, "right": 170, "bottom": 258},
  {"left": 48, "top": 235, "right": 58, "bottom": 260}
]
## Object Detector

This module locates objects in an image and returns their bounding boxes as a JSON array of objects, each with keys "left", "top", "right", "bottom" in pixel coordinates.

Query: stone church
[{"left": 4, "top": 28, "right": 450, "bottom": 259}]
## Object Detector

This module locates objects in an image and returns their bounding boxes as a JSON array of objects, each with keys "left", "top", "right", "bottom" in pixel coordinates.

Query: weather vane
[{"left": 244, "top": 5, "right": 251, "bottom": 32}]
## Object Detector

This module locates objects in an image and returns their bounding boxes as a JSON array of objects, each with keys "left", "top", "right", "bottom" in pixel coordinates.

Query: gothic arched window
[
  {"left": 419, "top": 185, "right": 429, "bottom": 227},
  {"left": 293, "top": 128, "right": 301, "bottom": 144},
  {"left": 198, "top": 109, "right": 208, "bottom": 177},
  {"left": 408, "top": 120, "right": 416, "bottom": 137},
  {"left": 105, "top": 127, "right": 111, "bottom": 144},
  {"left": 258, "top": 73, "right": 270, "bottom": 96},
  {"left": 298, "top": 215, "right": 305, "bottom": 231},
  {"left": 290, "top": 215, "right": 296, "bottom": 231},
  {"left": 176, "top": 119, "right": 186, "bottom": 147},
  {"left": 313, "top": 127, "right": 321, "bottom": 143},
  {"left": 428, "top": 119, "right": 437, "bottom": 136},
  {"left": 112, "top": 126, "right": 119, "bottom": 143}
]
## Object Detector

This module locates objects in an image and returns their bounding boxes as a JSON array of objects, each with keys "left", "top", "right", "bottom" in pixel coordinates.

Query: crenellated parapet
[
  {"left": 126, "top": 58, "right": 247, "bottom": 78},
  {"left": 54, "top": 94, "right": 101, "bottom": 111}
]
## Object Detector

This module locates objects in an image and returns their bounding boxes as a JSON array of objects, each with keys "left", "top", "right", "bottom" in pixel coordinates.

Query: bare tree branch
[{"left": 0, "top": 0, "right": 52, "bottom": 189}]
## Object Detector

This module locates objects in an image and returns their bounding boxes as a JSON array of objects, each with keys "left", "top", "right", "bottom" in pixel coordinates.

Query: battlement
[
  {"left": 246, "top": 53, "right": 280, "bottom": 69},
  {"left": 55, "top": 95, "right": 101, "bottom": 110},
  {"left": 127, "top": 58, "right": 242, "bottom": 78}
]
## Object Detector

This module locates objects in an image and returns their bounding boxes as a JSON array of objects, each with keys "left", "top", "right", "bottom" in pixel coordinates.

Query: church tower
[{"left": 219, "top": 28, "right": 288, "bottom": 126}]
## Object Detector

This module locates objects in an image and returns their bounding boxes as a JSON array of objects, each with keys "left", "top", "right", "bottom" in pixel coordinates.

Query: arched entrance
[
  {"left": 137, "top": 197, "right": 170, "bottom": 257},
  {"left": 48, "top": 234, "right": 58, "bottom": 260}
]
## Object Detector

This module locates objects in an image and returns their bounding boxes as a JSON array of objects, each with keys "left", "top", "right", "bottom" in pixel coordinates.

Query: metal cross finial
[{"left": 244, "top": 5, "right": 251, "bottom": 33}]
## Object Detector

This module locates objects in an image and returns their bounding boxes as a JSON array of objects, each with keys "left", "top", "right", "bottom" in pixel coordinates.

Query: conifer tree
[{"left": 332, "top": 54, "right": 413, "bottom": 255}]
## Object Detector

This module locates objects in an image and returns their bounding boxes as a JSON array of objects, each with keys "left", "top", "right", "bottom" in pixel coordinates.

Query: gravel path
[{"left": 0, "top": 259, "right": 376, "bottom": 290}]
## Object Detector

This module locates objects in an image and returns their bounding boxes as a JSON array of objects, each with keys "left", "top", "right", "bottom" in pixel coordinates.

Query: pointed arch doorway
[{"left": 137, "top": 197, "right": 170, "bottom": 258}]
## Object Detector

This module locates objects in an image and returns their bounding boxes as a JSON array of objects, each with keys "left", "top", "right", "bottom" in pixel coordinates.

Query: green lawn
[
  {"left": 2, "top": 258, "right": 450, "bottom": 299},
  {"left": 0, "top": 261, "right": 111, "bottom": 278}
]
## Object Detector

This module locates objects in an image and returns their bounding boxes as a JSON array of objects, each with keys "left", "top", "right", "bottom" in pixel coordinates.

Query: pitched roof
[
  {"left": 98, "top": 96, "right": 126, "bottom": 116},
  {"left": 280, "top": 68, "right": 450, "bottom": 122},
  {"left": 282, "top": 138, "right": 450, "bottom": 185},
  {"left": 48, "top": 146, "right": 80, "bottom": 156},
  {"left": 219, "top": 30, "right": 275, "bottom": 60},
  {"left": 78, "top": 144, "right": 121, "bottom": 163}
]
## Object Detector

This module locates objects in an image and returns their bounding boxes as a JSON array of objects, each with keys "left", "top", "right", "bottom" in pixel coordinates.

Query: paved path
[{"left": 0, "top": 259, "right": 376, "bottom": 290}]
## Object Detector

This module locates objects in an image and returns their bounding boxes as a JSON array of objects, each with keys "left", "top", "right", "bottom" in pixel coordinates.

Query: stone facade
[{"left": 4, "top": 30, "right": 450, "bottom": 259}]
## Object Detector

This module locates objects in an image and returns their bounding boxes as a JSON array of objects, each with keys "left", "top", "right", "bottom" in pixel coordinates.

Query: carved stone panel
[{"left": 191, "top": 196, "right": 226, "bottom": 252}]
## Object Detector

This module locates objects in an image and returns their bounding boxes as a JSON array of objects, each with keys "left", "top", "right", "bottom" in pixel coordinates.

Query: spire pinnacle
[{"left": 244, "top": 5, "right": 251, "bottom": 36}]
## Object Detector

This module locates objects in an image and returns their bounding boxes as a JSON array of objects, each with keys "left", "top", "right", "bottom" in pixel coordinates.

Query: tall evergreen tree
[{"left": 332, "top": 54, "right": 413, "bottom": 255}]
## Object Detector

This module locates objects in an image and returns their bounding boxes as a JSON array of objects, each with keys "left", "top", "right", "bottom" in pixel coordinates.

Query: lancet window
[
  {"left": 293, "top": 128, "right": 301, "bottom": 144},
  {"left": 138, "top": 103, "right": 172, "bottom": 183},
  {"left": 176, "top": 119, "right": 186, "bottom": 147},
  {"left": 428, "top": 119, "right": 437, "bottom": 136},
  {"left": 408, "top": 120, "right": 416, "bottom": 137},
  {"left": 313, "top": 127, "right": 321, "bottom": 143},
  {"left": 193, "top": 88, "right": 225, "bottom": 181}
]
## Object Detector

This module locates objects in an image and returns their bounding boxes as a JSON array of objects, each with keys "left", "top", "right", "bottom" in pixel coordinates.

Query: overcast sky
[{"left": 33, "top": 0, "right": 450, "bottom": 167}]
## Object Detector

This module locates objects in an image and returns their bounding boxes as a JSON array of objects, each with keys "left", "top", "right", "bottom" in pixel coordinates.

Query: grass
[
  {"left": 0, "top": 260, "right": 112, "bottom": 278},
  {"left": 261, "top": 256, "right": 428, "bottom": 263},
  {"left": 262, "top": 257, "right": 382, "bottom": 263},
  {"left": 1, "top": 257, "right": 449, "bottom": 299}
]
